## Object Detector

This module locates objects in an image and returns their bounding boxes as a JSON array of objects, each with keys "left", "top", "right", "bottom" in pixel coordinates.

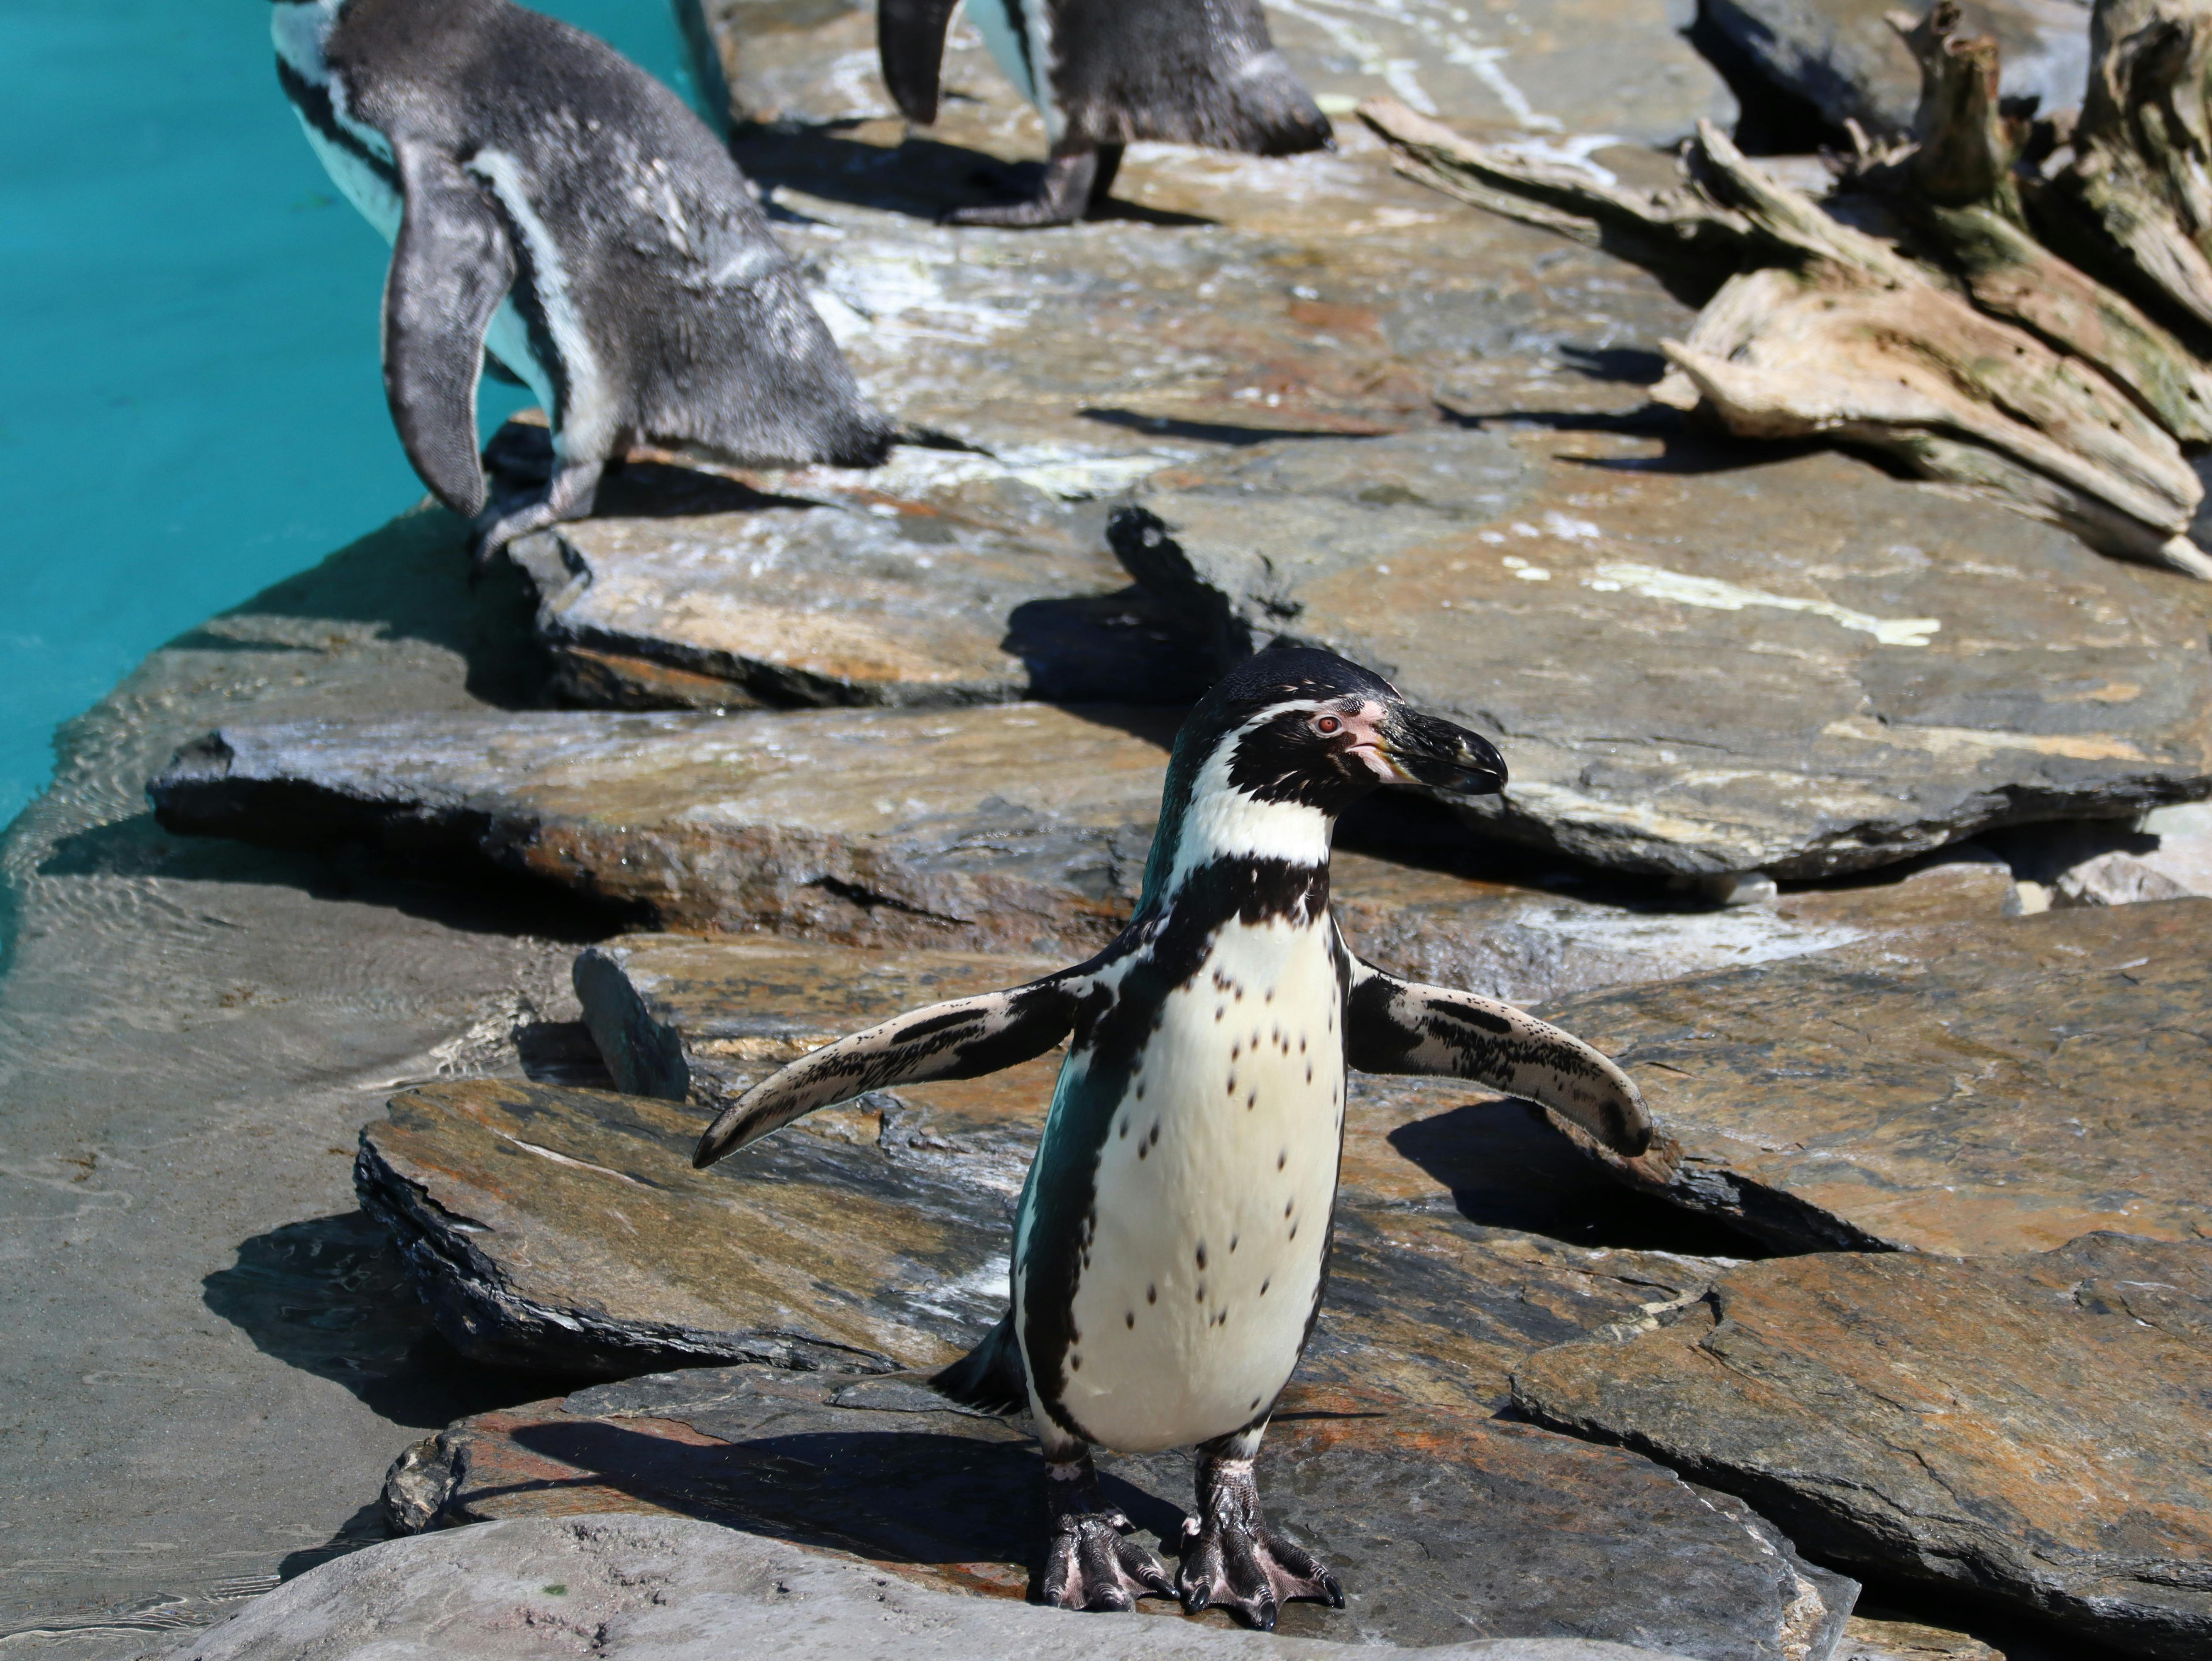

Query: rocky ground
[{"left": 7, "top": 2, "right": 2212, "bottom": 1659}]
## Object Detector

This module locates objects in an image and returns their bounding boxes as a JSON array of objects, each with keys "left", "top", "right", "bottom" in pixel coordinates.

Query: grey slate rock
[
  {"left": 1513, "top": 1234, "right": 2212, "bottom": 1660},
  {"left": 159, "top": 1513, "right": 1709, "bottom": 1661},
  {"left": 1111, "top": 425, "right": 2212, "bottom": 878},
  {"left": 374, "top": 1363, "right": 1854, "bottom": 1659},
  {"left": 1704, "top": 0, "right": 2092, "bottom": 138},
  {"left": 147, "top": 704, "right": 1174, "bottom": 957}
]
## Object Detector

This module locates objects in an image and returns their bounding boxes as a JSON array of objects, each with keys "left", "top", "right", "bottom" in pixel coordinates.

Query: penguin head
[{"left": 1180, "top": 646, "right": 1507, "bottom": 817}]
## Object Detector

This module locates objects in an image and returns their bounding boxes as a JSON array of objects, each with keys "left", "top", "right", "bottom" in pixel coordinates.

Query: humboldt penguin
[
  {"left": 271, "top": 0, "right": 894, "bottom": 569},
  {"left": 879, "top": 0, "right": 1334, "bottom": 226},
  {"left": 692, "top": 646, "right": 1652, "bottom": 1627}
]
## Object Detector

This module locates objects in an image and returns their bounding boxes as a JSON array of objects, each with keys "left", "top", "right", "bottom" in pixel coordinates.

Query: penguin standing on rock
[
  {"left": 271, "top": 0, "right": 895, "bottom": 570},
  {"left": 693, "top": 646, "right": 1652, "bottom": 1627},
  {"left": 880, "top": 0, "right": 1334, "bottom": 226}
]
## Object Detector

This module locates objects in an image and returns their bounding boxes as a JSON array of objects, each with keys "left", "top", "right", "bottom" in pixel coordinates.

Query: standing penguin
[
  {"left": 692, "top": 647, "right": 1652, "bottom": 1627},
  {"left": 271, "top": 0, "right": 895, "bottom": 568},
  {"left": 879, "top": 0, "right": 1334, "bottom": 226}
]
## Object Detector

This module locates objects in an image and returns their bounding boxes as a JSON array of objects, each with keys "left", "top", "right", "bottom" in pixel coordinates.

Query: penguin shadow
[
  {"left": 160, "top": 495, "right": 555, "bottom": 711},
  {"left": 479, "top": 420, "right": 819, "bottom": 522},
  {"left": 1387, "top": 1099, "right": 1768, "bottom": 1257},
  {"left": 1436, "top": 402, "right": 1830, "bottom": 478},
  {"left": 730, "top": 122, "right": 1213, "bottom": 226},
  {"left": 499, "top": 1418, "right": 1189, "bottom": 1583}
]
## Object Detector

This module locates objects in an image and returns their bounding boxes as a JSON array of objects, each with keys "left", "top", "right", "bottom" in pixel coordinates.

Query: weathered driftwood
[{"left": 1361, "top": 0, "right": 2212, "bottom": 580}]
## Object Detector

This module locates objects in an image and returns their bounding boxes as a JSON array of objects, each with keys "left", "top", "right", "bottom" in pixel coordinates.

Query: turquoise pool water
[{"left": 0, "top": 1, "right": 697, "bottom": 827}]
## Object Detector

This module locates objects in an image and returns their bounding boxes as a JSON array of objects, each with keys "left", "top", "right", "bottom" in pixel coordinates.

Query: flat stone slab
[
  {"left": 147, "top": 704, "right": 1175, "bottom": 956},
  {"left": 164, "top": 1512, "right": 1724, "bottom": 1661},
  {"left": 488, "top": 428, "right": 1213, "bottom": 712},
  {"left": 1113, "top": 426, "right": 2212, "bottom": 878},
  {"left": 353, "top": 1073, "right": 1737, "bottom": 1410},
  {"left": 709, "top": 5, "right": 1716, "bottom": 463},
  {"left": 378, "top": 1367, "right": 1852, "bottom": 1659},
  {"left": 1542, "top": 901, "right": 2212, "bottom": 1254},
  {"left": 494, "top": 0, "right": 1725, "bottom": 716},
  {"left": 1512, "top": 1234, "right": 2212, "bottom": 1659},
  {"left": 1703, "top": 0, "right": 2091, "bottom": 138}
]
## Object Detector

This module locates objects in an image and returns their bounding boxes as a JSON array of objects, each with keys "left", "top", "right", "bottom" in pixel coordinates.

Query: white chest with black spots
[{"left": 1038, "top": 917, "right": 1343, "bottom": 1453}]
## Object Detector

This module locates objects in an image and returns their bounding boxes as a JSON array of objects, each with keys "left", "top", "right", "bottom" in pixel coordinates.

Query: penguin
[
  {"left": 692, "top": 646, "right": 1652, "bottom": 1627},
  {"left": 270, "top": 0, "right": 895, "bottom": 569},
  {"left": 878, "top": 0, "right": 1334, "bottom": 226}
]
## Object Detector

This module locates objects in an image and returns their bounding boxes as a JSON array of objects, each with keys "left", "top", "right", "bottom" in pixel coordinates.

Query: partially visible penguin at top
[
  {"left": 271, "top": 0, "right": 895, "bottom": 570},
  {"left": 882, "top": 0, "right": 1334, "bottom": 226}
]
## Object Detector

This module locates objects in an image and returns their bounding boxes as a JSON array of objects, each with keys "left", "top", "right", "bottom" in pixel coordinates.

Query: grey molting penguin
[
  {"left": 880, "top": 0, "right": 1334, "bottom": 226},
  {"left": 692, "top": 645, "right": 1653, "bottom": 1627},
  {"left": 270, "top": 0, "right": 894, "bottom": 570}
]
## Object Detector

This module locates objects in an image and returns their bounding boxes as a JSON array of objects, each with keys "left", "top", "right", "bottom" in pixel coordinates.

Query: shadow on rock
[
  {"left": 1388, "top": 1100, "right": 1769, "bottom": 1257},
  {"left": 501, "top": 1418, "right": 1182, "bottom": 1585},
  {"left": 732, "top": 122, "right": 1212, "bottom": 225},
  {"left": 169, "top": 506, "right": 555, "bottom": 711},
  {"left": 202, "top": 1212, "right": 594, "bottom": 1430},
  {"left": 39, "top": 812, "right": 624, "bottom": 944}
]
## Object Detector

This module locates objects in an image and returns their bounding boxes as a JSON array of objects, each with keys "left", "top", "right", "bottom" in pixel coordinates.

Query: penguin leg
[
  {"left": 466, "top": 455, "right": 605, "bottom": 577},
  {"left": 1177, "top": 1423, "right": 1343, "bottom": 1631},
  {"left": 1036, "top": 1438, "right": 1173, "bottom": 1612},
  {"left": 943, "top": 142, "right": 1111, "bottom": 228}
]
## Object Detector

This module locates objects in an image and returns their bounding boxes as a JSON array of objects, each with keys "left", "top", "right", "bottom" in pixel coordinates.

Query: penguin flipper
[
  {"left": 692, "top": 968, "right": 1091, "bottom": 1168},
  {"left": 930, "top": 1308, "right": 1028, "bottom": 1414},
  {"left": 1341, "top": 956, "right": 1652, "bottom": 1157},
  {"left": 878, "top": 0, "right": 962, "bottom": 125},
  {"left": 384, "top": 141, "right": 517, "bottom": 519}
]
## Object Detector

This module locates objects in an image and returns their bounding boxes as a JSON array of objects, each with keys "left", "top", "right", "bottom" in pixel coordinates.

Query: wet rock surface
[
  {"left": 1542, "top": 901, "right": 2212, "bottom": 1254},
  {"left": 380, "top": 1367, "right": 1853, "bottom": 1659},
  {"left": 148, "top": 703, "right": 1176, "bottom": 957},
  {"left": 490, "top": 427, "right": 1213, "bottom": 711},
  {"left": 353, "top": 1072, "right": 1740, "bottom": 1409},
  {"left": 163, "top": 1513, "right": 1719, "bottom": 1661},
  {"left": 1512, "top": 1234, "right": 2212, "bottom": 1659},
  {"left": 1113, "top": 426, "right": 2212, "bottom": 878},
  {"left": 1702, "top": 0, "right": 2092, "bottom": 138}
]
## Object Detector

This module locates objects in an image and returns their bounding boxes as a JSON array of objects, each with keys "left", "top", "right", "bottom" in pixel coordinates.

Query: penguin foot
[
  {"left": 943, "top": 146, "right": 1118, "bottom": 228},
  {"left": 466, "top": 458, "right": 604, "bottom": 581},
  {"left": 1176, "top": 1455, "right": 1343, "bottom": 1631},
  {"left": 1037, "top": 1459, "right": 1173, "bottom": 1612}
]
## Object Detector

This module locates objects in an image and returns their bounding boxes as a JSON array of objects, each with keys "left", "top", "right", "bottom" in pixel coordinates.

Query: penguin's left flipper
[
  {"left": 692, "top": 967, "right": 1094, "bottom": 1168},
  {"left": 1341, "top": 955, "right": 1652, "bottom": 1157},
  {"left": 878, "top": 0, "right": 962, "bottom": 125},
  {"left": 384, "top": 140, "right": 517, "bottom": 523}
]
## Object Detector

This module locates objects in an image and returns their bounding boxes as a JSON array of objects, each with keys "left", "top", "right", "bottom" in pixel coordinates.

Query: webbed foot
[
  {"left": 465, "top": 456, "right": 604, "bottom": 582},
  {"left": 944, "top": 146, "right": 1122, "bottom": 228},
  {"left": 1037, "top": 1455, "right": 1173, "bottom": 1612},
  {"left": 1177, "top": 1449, "right": 1342, "bottom": 1630}
]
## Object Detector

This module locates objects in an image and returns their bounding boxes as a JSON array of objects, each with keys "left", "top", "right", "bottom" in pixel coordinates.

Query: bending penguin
[
  {"left": 271, "top": 0, "right": 894, "bottom": 569},
  {"left": 880, "top": 0, "right": 1334, "bottom": 226},
  {"left": 693, "top": 646, "right": 1652, "bottom": 1627}
]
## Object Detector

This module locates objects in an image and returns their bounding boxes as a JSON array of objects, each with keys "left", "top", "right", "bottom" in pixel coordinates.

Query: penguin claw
[
  {"left": 1039, "top": 1513, "right": 1174, "bottom": 1612},
  {"left": 1175, "top": 1462, "right": 1343, "bottom": 1630}
]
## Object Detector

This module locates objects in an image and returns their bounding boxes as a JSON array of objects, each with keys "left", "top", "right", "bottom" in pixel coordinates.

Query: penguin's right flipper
[
  {"left": 692, "top": 967, "right": 1092, "bottom": 1167},
  {"left": 1341, "top": 955, "right": 1652, "bottom": 1157},
  {"left": 384, "top": 141, "right": 517, "bottom": 520},
  {"left": 878, "top": 0, "right": 963, "bottom": 125}
]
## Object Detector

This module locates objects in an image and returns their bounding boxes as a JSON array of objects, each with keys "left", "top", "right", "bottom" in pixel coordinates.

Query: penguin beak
[{"left": 1372, "top": 707, "right": 1508, "bottom": 796}]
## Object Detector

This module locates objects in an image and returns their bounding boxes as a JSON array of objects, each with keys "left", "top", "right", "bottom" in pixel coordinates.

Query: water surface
[{"left": 0, "top": 0, "right": 696, "bottom": 826}]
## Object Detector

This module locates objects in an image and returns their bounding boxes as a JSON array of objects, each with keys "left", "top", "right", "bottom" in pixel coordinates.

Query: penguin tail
[
  {"left": 1231, "top": 54, "right": 1335, "bottom": 157},
  {"left": 930, "top": 1310, "right": 1028, "bottom": 1415}
]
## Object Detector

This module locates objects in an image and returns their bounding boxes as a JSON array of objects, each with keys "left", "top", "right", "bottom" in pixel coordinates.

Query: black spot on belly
[
  {"left": 1147, "top": 1284, "right": 1157, "bottom": 1304},
  {"left": 1195, "top": 1241, "right": 1208, "bottom": 1269},
  {"left": 1126, "top": 1311, "right": 1135, "bottom": 1328}
]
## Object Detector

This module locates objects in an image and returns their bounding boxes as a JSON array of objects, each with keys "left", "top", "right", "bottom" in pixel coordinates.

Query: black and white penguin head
[{"left": 1145, "top": 646, "right": 1506, "bottom": 896}]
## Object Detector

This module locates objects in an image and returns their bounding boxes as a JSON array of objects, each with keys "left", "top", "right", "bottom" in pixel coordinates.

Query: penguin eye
[{"left": 1314, "top": 716, "right": 1341, "bottom": 735}]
